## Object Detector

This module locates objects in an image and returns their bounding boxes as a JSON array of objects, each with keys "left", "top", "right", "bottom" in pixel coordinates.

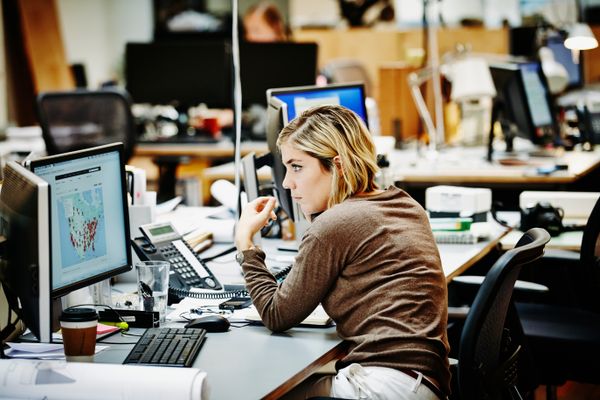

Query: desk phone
[{"left": 132, "top": 221, "right": 222, "bottom": 298}]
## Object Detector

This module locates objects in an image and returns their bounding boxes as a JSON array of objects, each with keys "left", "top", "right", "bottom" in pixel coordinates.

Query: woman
[
  {"left": 235, "top": 105, "right": 450, "bottom": 399},
  {"left": 243, "top": 1, "right": 288, "bottom": 42}
]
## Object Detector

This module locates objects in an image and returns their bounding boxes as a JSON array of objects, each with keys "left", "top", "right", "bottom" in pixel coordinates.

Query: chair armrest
[
  {"left": 448, "top": 306, "right": 470, "bottom": 320},
  {"left": 452, "top": 275, "right": 549, "bottom": 293}
]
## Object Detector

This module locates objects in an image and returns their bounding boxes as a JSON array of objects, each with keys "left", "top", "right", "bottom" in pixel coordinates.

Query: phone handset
[{"left": 131, "top": 221, "right": 222, "bottom": 301}]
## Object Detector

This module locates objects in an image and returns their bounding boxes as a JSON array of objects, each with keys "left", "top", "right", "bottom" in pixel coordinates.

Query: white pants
[{"left": 330, "top": 364, "right": 441, "bottom": 400}]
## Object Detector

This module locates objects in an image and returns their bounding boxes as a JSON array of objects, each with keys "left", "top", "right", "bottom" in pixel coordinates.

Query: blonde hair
[{"left": 276, "top": 105, "right": 379, "bottom": 208}]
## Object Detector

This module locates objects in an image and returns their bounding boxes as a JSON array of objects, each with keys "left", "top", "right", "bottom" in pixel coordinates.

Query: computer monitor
[
  {"left": 265, "top": 83, "right": 368, "bottom": 224},
  {"left": 125, "top": 41, "right": 233, "bottom": 109},
  {"left": 240, "top": 42, "right": 318, "bottom": 108},
  {"left": 29, "top": 143, "right": 132, "bottom": 298},
  {"left": 0, "top": 162, "right": 52, "bottom": 342},
  {"left": 489, "top": 61, "right": 558, "bottom": 156},
  {"left": 267, "top": 83, "right": 369, "bottom": 126}
]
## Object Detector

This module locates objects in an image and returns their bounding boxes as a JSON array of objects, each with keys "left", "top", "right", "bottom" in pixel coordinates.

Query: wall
[{"left": 56, "top": 0, "right": 152, "bottom": 88}]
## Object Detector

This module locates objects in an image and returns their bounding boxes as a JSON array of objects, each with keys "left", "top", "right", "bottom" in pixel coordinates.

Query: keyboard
[{"left": 123, "top": 327, "right": 206, "bottom": 367}]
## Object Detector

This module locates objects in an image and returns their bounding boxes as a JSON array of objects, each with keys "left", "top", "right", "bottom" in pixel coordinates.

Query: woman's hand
[{"left": 235, "top": 196, "right": 277, "bottom": 251}]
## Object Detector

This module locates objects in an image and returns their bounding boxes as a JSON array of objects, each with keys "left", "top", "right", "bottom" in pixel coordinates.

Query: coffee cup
[{"left": 60, "top": 307, "right": 98, "bottom": 362}]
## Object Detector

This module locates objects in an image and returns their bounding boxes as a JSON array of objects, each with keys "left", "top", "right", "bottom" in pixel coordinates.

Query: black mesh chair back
[
  {"left": 37, "top": 89, "right": 136, "bottom": 162},
  {"left": 458, "top": 228, "right": 550, "bottom": 400},
  {"left": 580, "top": 196, "right": 600, "bottom": 295}
]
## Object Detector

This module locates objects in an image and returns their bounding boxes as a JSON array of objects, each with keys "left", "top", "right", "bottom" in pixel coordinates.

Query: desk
[
  {"left": 390, "top": 146, "right": 600, "bottom": 185},
  {"left": 95, "top": 324, "right": 346, "bottom": 400},
  {"left": 388, "top": 146, "right": 600, "bottom": 210},
  {"left": 438, "top": 220, "right": 509, "bottom": 282},
  {"left": 105, "top": 210, "right": 508, "bottom": 399},
  {"left": 496, "top": 211, "right": 583, "bottom": 252}
]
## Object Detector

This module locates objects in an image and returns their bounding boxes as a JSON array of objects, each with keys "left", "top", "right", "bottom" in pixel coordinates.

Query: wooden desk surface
[
  {"left": 135, "top": 140, "right": 268, "bottom": 159},
  {"left": 439, "top": 221, "right": 510, "bottom": 281},
  {"left": 390, "top": 146, "right": 600, "bottom": 185}
]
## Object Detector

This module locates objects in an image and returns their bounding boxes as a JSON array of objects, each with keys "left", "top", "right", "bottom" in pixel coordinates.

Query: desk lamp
[{"left": 565, "top": 22, "right": 598, "bottom": 51}]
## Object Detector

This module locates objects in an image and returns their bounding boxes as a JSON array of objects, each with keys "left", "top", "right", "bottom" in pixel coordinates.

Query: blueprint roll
[{"left": 0, "top": 359, "right": 209, "bottom": 400}]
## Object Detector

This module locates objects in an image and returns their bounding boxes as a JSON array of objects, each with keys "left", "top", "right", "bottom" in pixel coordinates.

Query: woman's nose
[{"left": 282, "top": 172, "right": 293, "bottom": 189}]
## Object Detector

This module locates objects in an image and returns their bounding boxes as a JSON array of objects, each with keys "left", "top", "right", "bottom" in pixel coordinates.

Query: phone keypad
[{"left": 160, "top": 244, "right": 207, "bottom": 288}]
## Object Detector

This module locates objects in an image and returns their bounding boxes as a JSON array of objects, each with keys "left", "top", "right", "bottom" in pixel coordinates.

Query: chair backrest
[
  {"left": 458, "top": 228, "right": 550, "bottom": 400},
  {"left": 37, "top": 89, "right": 136, "bottom": 162},
  {"left": 580, "top": 195, "right": 600, "bottom": 285}
]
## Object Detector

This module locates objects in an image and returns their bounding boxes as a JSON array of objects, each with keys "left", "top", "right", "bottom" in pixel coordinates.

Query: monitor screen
[
  {"left": 490, "top": 61, "right": 557, "bottom": 146},
  {"left": 125, "top": 41, "right": 232, "bottom": 108},
  {"left": 267, "top": 83, "right": 368, "bottom": 126},
  {"left": 29, "top": 143, "right": 131, "bottom": 298},
  {"left": 0, "top": 162, "right": 52, "bottom": 342},
  {"left": 240, "top": 42, "right": 318, "bottom": 108}
]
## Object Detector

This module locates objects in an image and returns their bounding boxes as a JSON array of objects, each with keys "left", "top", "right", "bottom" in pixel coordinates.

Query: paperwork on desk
[
  {"left": 157, "top": 205, "right": 235, "bottom": 242},
  {"left": 0, "top": 359, "right": 208, "bottom": 400},
  {"left": 168, "top": 297, "right": 333, "bottom": 327},
  {"left": 4, "top": 342, "right": 108, "bottom": 360}
]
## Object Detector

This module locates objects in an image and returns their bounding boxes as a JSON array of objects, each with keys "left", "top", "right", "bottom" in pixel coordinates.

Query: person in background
[
  {"left": 235, "top": 105, "right": 451, "bottom": 399},
  {"left": 243, "top": 1, "right": 288, "bottom": 42}
]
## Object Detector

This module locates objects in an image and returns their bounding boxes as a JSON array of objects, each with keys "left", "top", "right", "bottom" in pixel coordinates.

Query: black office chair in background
[
  {"left": 37, "top": 89, "right": 185, "bottom": 203},
  {"left": 456, "top": 228, "right": 550, "bottom": 400},
  {"left": 37, "top": 88, "right": 137, "bottom": 162},
  {"left": 513, "top": 196, "right": 600, "bottom": 398}
]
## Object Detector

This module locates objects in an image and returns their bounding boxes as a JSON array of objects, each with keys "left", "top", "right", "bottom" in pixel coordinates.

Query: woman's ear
[{"left": 332, "top": 155, "right": 343, "bottom": 173}]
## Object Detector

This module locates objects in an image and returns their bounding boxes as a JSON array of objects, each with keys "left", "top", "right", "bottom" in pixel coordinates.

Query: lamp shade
[
  {"left": 446, "top": 58, "right": 496, "bottom": 102},
  {"left": 564, "top": 23, "right": 599, "bottom": 50}
]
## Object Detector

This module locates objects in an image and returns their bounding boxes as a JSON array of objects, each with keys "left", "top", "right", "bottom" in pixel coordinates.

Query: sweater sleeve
[{"left": 241, "top": 230, "right": 342, "bottom": 332}]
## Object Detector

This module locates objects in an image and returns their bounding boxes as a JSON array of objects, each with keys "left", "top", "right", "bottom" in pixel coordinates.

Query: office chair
[
  {"left": 37, "top": 88, "right": 136, "bottom": 162},
  {"left": 37, "top": 89, "right": 185, "bottom": 202},
  {"left": 456, "top": 228, "right": 550, "bottom": 400},
  {"left": 513, "top": 196, "right": 600, "bottom": 398}
]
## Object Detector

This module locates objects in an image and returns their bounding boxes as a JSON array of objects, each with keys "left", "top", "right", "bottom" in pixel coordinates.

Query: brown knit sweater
[{"left": 240, "top": 186, "right": 451, "bottom": 396}]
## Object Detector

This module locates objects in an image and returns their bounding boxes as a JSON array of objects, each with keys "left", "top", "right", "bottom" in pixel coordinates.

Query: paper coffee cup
[{"left": 60, "top": 308, "right": 98, "bottom": 362}]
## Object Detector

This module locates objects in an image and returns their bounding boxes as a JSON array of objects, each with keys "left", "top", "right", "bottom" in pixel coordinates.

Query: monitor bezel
[
  {"left": 266, "top": 82, "right": 369, "bottom": 128},
  {"left": 490, "top": 61, "right": 558, "bottom": 146},
  {"left": 28, "top": 142, "right": 132, "bottom": 298},
  {"left": 0, "top": 161, "right": 52, "bottom": 342}
]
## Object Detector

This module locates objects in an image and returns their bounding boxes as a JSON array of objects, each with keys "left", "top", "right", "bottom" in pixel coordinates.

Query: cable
[{"left": 170, "top": 265, "right": 292, "bottom": 299}]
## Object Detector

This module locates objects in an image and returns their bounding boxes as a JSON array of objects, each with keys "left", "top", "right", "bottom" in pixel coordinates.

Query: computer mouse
[{"left": 184, "top": 314, "right": 230, "bottom": 332}]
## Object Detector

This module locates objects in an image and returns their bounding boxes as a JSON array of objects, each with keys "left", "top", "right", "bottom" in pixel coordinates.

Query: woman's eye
[{"left": 291, "top": 164, "right": 302, "bottom": 172}]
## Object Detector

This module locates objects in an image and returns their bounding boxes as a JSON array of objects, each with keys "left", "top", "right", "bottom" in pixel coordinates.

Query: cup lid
[{"left": 60, "top": 307, "right": 98, "bottom": 322}]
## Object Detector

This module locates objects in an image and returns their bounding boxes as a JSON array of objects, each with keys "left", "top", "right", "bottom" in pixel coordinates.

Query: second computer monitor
[
  {"left": 125, "top": 41, "right": 233, "bottom": 109},
  {"left": 265, "top": 83, "right": 368, "bottom": 224},
  {"left": 490, "top": 61, "right": 557, "bottom": 147},
  {"left": 240, "top": 42, "right": 318, "bottom": 108},
  {"left": 267, "top": 83, "right": 368, "bottom": 126}
]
